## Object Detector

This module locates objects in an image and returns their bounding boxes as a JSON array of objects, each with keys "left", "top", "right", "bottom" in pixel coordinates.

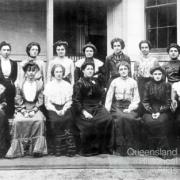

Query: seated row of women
[{"left": 0, "top": 59, "right": 178, "bottom": 159}]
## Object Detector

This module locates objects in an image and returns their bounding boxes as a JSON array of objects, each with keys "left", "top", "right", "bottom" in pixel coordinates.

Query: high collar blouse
[{"left": 105, "top": 77, "right": 140, "bottom": 112}]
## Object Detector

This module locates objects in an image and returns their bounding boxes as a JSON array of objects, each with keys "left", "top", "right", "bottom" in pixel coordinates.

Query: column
[
  {"left": 46, "top": 0, "right": 54, "bottom": 68},
  {"left": 177, "top": 0, "right": 180, "bottom": 45}
]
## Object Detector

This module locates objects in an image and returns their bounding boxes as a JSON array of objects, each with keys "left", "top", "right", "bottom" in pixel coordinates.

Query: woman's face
[
  {"left": 0, "top": 45, "right": 11, "bottom": 59},
  {"left": 83, "top": 65, "right": 94, "bottom": 78},
  {"left": 54, "top": 66, "right": 64, "bottom": 80},
  {"left": 56, "top": 45, "right": 66, "bottom": 57},
  {"left": 140, "top": 43, "right": 150, "bottom": 56},
  {"left": 152, "top": 70, "right": 162, "bottom": 82},
  {"left": 169, "top": 47, "right": 179, "bottom": 60},
  {"left": 26, "top": 67, "right": 37, "bottom": 80},
  {"left": 119, "top": 65, "right": 129, "bottom": 78},
  {"left": 29, "top": 45, "right": 39, "bottom": 58},
  {"left": 113, "top": 41, "right": 122, "bottom": 54},
  {"left": 85, "top": 47, "right": 94, "bottom": 58}
]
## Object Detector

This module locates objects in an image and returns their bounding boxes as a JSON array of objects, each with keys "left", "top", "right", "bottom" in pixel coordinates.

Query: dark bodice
[
  {"left": 105, "top": 53, "right": 131, "bottom": 84},
  {"left": 164, "top": 60, "right": 180, "bottom": 83},
  {"left": 73, "top": 77, "right": 105, "bottom": 113},
  {"left": 142, "top": 80, "right": 171, "bottom": 113}
]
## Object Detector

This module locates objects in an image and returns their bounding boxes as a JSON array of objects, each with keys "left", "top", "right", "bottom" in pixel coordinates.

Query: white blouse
[
  {"left": 44, "top": 80, "right": 73, "bottom": 112},
  {"left": 1, "top": 59, "right": 11, "bottom": 78},
  {"left": 105, "top": 77, "right": 140, "bottom": 112},
  {"left": 23, "top": 81, "right": 37, "bottom": 102},
  {"left": 172, "top": 81, "right": 180, "bottom": 97}
]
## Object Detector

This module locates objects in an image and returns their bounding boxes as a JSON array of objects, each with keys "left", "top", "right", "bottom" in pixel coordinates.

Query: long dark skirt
[
  {"left": 137, "top": 77, "right": 151, "bottom": 116},
  {"left": 1, "top": 79, "right": 16, "bottom": 118},
  {"left": 47, "top": 108, "right": 76, "bottom": 156},
  {"left": 111, "top": 100, "right": 139, "bottom": 156},
  {"left": 0, "top": 110, "right": 10, "bottom": 158},
  {"left": 75, "top": 103, "right": 114, "bottom": 156},
  {"left": 143, "top": 112, "right": 170, "bottom": 151}
]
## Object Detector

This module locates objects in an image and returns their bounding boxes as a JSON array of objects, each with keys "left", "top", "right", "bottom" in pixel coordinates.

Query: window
[{"left": 146, "top": 0, "right": 177, "bottom": 50}]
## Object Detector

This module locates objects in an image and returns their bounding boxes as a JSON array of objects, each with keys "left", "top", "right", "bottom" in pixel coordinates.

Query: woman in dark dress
[
  {"left": 142, "top": 65, "right": 172, "bottom": 158},
  {"left": 73, "top": 61, "right": 114, "bottom": 156},
  {"left": 0, "top": 41, "right": 17, "bottom": 118},
  {"left": 163, "top": 43, "right": 180, "bottom": 84},
  {"left": 0, "top": 84, "right": 10, "bottom": 158},
  {"left": 44, "top": 64, "right": 76, "bottom": 156}
]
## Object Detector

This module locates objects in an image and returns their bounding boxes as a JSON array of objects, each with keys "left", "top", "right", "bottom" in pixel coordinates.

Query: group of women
[{"left": 0, "top": 38, "right": 180, "bottom": 159}]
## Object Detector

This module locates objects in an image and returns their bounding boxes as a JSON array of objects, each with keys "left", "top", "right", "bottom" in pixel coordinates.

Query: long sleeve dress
[
  {"left": 0, "top": 58, "right": 17, "bottom": 118},
  {"left": 6, "top": 80, "right": 47, "bottom": 158},
  {"left": 0, "top": 84, "right": 10, "bottom": 158},
  {"left": 105, "top": 77, "right": 140, "bottom": 155},
  {"left": 142, "top": 79, "right": 171, "bottom": 151},
  {"left": 43, "top": 79, "right": 76, "bottom": 156},
  {"left": 74, "top": 57, "right": 105, "bottom": 86},
  {"left": 73, "top": 77, "right": 114, "bottom": 156}
]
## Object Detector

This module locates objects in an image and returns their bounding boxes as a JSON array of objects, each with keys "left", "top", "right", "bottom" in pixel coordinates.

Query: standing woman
[
  {"left": 74, "top": 42, "right": 104, "bottom": 85},
  {"left": 142, "top": 65, "right": 171, "bottom": 158},
  {"left": 163, "top": 43, "right": 180, "bottom": 84},
  {"left": 134, "top": 40, "right": 159, "bottom": 101},
  {"left": 105, "top": 38, "right": 131, "bottom": 87},
  {"left": 47, "top": 40, "right": 74, "bottom": 85},
  {"left": 105, "top": 61, "right": 140, "bottom": 155},
  {"left": 44, "top": 64, "right": 76, "bottom": 156},
  {"left": 0, "top": 41, "right": 17, "bottom": 118},
  {"left": 19, "top": 42, "right": 46, "bottom": 84},
  {"left": 73, "top": 62, "right": 114, "bottom": 156},
  {"left": 0, "top": 84, "right": 10, "bottom": 158}
]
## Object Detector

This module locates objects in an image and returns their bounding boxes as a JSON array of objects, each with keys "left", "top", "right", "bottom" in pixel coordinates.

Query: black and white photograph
[{"left": 0, "top": 0, "right": 180, "bottom": 179}]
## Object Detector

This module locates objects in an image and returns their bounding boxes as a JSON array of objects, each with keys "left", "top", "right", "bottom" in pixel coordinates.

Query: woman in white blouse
[
  {"left": 44, "top": 64, "right": 76, "bottom": 156},
  {"left": 47, "top": 40, "right": 74, "bottom": 85},
  {"left": 105, "top": 61, "right": 140, "bottom": 155}
]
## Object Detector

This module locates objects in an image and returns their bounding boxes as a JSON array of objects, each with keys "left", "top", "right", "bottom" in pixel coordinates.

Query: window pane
[
  {"left": 158, "top": 28, "right": 168, "bottom": 48},
  {"left": 147, "top": 29, "right": 157, "bottom": 48},
  {"left": 158, "top": 6, "right": 168, "bottom": 27},
  {"left": 157, "top": 0, "right": 168, "bottom": 5},
  {"left": 146, "top": 8, "right": 157, "bottom": 28},
  {"left": 168, "top": 5, "right": 177, "bottom": 26},
  {"left": 169, "top": 27, "right": 177, "bottom": 44},
  {"left": 146, "top": 0, "right": 157, "bottom": 6},
  {"left": 168, "top": 0, "right": 177, "bottom": 3}
]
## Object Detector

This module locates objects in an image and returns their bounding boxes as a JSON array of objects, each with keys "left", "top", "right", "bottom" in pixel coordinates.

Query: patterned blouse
[
  {"left": 134, "top": 54, "right": 159, "bottom": 78},
  {"left": 105, "top": 77, "right": 140, "bottom": 111}
]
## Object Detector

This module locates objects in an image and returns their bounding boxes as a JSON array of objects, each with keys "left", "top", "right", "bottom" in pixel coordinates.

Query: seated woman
[
  {"left": 142, "top": 65, "right": 171, "bottom": 158},
  {"left": 6, "top": 62, "right": 47, "bottom": 158},
  {"left": 44, "top": 64, "right": 76, "bottom": 157},
  {"left": 105, "top": 61, "right": 140, "bottom": 156},
  {"left": 0, "top": 84, "right": 10, "bottom": 158},
  {"left": 73, "top": 61, "right": 114, "bottom": 156}
]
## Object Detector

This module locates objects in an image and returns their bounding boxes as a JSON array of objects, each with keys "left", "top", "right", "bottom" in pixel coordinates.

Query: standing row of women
[{"left": 0, "top": 38, "right": 180, "bottom": 159}]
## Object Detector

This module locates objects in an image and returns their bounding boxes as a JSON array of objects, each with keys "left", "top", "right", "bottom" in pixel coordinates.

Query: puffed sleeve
[
  {"left": 160, "top": 83, "right": 171, "bottom": 113},
  {"left": 105, "top": 80, "right": 115, "bottom": 112},
  {"left": 72, "top": 81, "right": 83, "bottom": 113},
  {"left": 128, "top": 80, "right": 140, "bottom": 111},
  {"left": 142, "top": 83, "right": 153, "bottom": 113}
]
